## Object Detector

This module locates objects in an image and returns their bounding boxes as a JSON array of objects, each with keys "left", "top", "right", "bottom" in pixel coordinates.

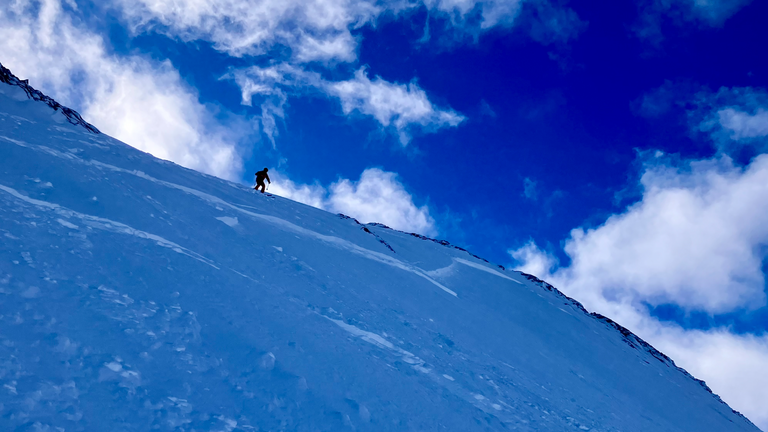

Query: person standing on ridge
[{"left": 254, "top": 168, "right": 271, "bottom": 193}]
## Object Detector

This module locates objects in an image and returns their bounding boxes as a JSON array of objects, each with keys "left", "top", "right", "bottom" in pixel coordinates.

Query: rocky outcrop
[{"left": 0, "top": 62, "right": 100, "bottom": 134}]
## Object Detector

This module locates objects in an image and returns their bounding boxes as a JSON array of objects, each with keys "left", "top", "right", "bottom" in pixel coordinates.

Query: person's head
[{"left": 264, "top": 168, "right": 269, "bottom": 172}]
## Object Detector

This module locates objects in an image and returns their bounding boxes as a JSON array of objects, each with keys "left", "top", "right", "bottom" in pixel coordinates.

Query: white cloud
[
  {"left": 0, "top": 0, "right": 255, "bottom": 180},
  {"left": 522, "top": 177, "right": 538, "bottom": 200},
  {"left": 112, "top": 0, "right": 573, "bottom": 63},
  {"left": 328, "top": 168, "right": 436, "bottom": 235},
  {"left": 111, "top": 0, "right": 385, "bottom": 62},
  {"left": 225, "top": 64, "right": 465, "bottom": 145},
  {"left": 695, "top": 87, "right": 768, "bottom": 152},
  {"left": 426, "top": 0, "right": 524, "bottom": 28},
  {"left": 267, "top": 171, "right": 327, "bottom": 209},
  {"left": 717, "top": 108, "right": 768, "bottom": 140},
  {"left": 293, "top": 31, "right": 360, "bottom": 64},
  {"left": 269, "top": 168, "right": 437, "bottom": 236},
  {"left": 523, "top": 153, "right": 768, "bottom": 313},
  {"left": 328, "top": 69, "right": 465, "bottom": 144},
  {"left": 510, "top": 240, "right": 554, "bottom": 276}
]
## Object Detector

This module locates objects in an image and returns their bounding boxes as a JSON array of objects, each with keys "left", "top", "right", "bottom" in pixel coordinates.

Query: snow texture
[{"left": 0, "top": 64, "right": 761, "bottom": 431}]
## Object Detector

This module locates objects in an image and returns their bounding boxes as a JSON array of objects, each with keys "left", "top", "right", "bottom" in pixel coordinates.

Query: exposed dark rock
[
  {"left": 0, "top": 62, "right": 100, "bottom": 134},
  {"left": 337, "top": 214, "right": 396, "bottom": 253}
]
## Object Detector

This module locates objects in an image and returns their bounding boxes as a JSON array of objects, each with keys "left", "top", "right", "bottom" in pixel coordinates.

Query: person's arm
[{"left": 266, "top": 174, "right": 271, "bottom": 183}]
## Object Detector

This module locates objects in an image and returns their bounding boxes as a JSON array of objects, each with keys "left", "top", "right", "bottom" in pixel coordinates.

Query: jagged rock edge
[
  {"left": 0, "top": 62, "right": 100, "bottom": 134},
  {"left": 337, "top": 214, "right": 396, "bottom": 253}
]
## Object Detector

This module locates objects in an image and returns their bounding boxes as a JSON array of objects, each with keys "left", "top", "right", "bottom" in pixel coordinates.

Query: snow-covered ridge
[
  {"left": 0, "top": 62, "right": 99, "bottom": 134},
  {"left": 364, "top": 220, "right": 507, "bottom": 270},
  {"left": 517, "top": 272, "right": 753, "bottom": 422},
  {"left": 348, "top": 215, "right": 755, "bottom": 424},
  {"left": 362, "top": 215, "right": 755, "bottom": 424}
]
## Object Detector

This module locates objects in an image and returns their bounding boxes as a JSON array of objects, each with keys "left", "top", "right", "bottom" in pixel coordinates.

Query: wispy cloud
[
  {"left": 270, "top": 168, "right": 437, "bottom": 236},
  {"left": 522, "top": 177, "right": 538, "bottom": 200},
  {"left": 224, "top": 64, "right": 465, "bottom": 145},
  {"left": 328, "top": 68, "right": 465, "bottom": 144},
  {"left": 694, "top": 87, "right": 768, "bottom": 152},
  {"left": 110, "top": 0, "right": 383, "bottom": 62},
  {"left": 637, "top": 83, "right": 768, "bottom": 152},
  {"left": 634, "top": 0, "right": 753, "bottom": 43},
  {"left": 0, "top": 0, "right": 256, "bottom": 180},
  {"left": 109, "top": 0, "right": 581, "bottom": 145},
  {"left": 112, "top": 0, "right": 579, "bottom": 62},
  {"left": 526, "top": 0, "right": 587, "bottom": 45}
]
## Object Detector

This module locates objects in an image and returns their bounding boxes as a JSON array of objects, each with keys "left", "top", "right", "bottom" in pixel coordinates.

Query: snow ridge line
[
  {"left": 518, "top": 272, "right": 755, "bottom": 425},
  {"left": 337, "top": 214, "right": 396, "bottom": 253},
  {"left": 0, "top": 136, "right": 457, "bottom": 297},
  {"left": 0, "top": 183, "right": 219, "bottom": 270},
  {"left": 0, "top": 63, "right": 100, "bottom": 134},
  {"left": 118, "top": 169, "right": 459, "bottom": 297},
  {"left": 453, "top": 258, "right": 523, "bottom": 285},
  {"left": 365, "top": 222, "right": 508, "bottom": 271}
]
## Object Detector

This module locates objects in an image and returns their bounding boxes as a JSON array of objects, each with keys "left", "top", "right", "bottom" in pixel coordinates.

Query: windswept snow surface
[{"left": 0, "top": 75, "right": 762, "bottom": 431}]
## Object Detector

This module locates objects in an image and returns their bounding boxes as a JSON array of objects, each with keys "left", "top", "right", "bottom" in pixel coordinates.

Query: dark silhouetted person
[{"left": 254, "top": 168, "right": 271, "bottom": 193}]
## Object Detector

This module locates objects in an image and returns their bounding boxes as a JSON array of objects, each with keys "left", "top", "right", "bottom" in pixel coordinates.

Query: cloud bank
[
  {"left": 270, "top": 168, "right": 437, "bottom": 236},
  {"left": 510, "top": 87, "right": 768, "bottom": 429}
]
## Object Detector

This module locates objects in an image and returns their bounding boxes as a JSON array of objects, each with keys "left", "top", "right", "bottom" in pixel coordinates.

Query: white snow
[
  {"left": 0, "top": 76, "right": 761, "bottom": 431},
  {"left": 19, "top": 286, "right": 40, "bottom": 298},
  {"left": 56, "top": 218, "right": 79, "bottom": 229},
  {"left": 453, "top": 257, "right": 523, "bottom": 284},
  {"left": 215, "top": 216, "right": 239, "bottom": 227}
]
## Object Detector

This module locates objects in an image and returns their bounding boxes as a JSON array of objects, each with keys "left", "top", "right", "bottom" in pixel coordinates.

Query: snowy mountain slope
[{"left": 0, "top": 66, "right": 761, "bottom": 432}]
